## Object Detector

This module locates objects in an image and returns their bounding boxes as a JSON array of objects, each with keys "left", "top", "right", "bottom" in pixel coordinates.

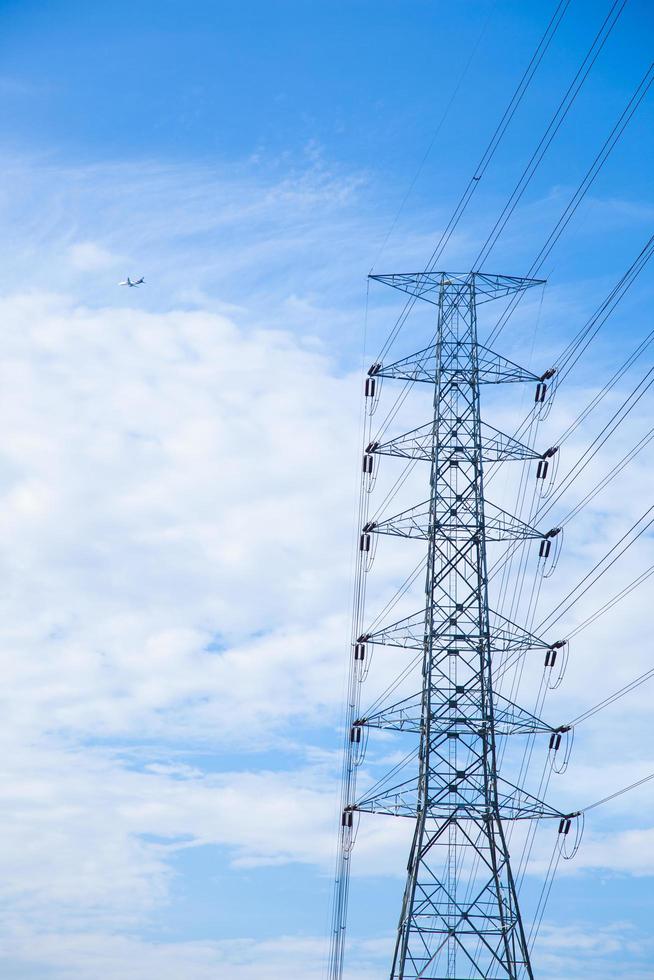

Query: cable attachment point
[
  {"left": 549, "top": 732, "right": 562, "bottom": 752},
  {"left": 537, "top": 446, "right": 559, "bottom": 480},
  {"left": 539, "top": 526, "right": 561, "bottom": 559},
  {"left": 359, "top": 524, "right": 379, "bottom": 569},
  {"left": 548, "top": 725, "right": 571, "bottom": 751},
  {"left": 362, "top": 443, "right": 379, "bottom": 487},
  {"left": 544, "top": 639, "right": 568, "bottom": 690},
  {"left": 559, "top": 811, "right": 584, "bottom": 860},
  {"left": 544, "top": 639, "right": 567, "bottom": 667},
  {"left": 364, "top": 364, "right": 382, "bottom": 415},
  {"left": 535, "top": 368, "right": 556, "bottom": 404},
  {"left": 550, "top": 723, "right": 574, "bottom": 773},
  {"left": 558, "top": 810, "right": 580, "bottom": 835},
  {"left": 350, "top": 725, "right": 363, "bottom": 744},
  {"left": 354, "top": 635, "right": 369, "bottom": 663}
]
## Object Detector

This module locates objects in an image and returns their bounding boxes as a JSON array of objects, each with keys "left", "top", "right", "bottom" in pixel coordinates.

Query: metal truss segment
[
  {"left": 354, "top": 775, "right": 563, "bottom": 821},
  {"left": 359, "top": 689, "right": 554, "bottom": 736},
  {"left": 369, "top": 270, "right": 545, "bottom": 306},
  {"left": 370, "top": 496, "right": 543, "bottom": 542},
  {"left": 363, "top": 604, "right": 549, "bottom": 654},
  {"left": 373, "top": 342, "right": 540, "bottom": 386},
  {"left": 373, "top": 419, "right": 541, "bottom": 463}
]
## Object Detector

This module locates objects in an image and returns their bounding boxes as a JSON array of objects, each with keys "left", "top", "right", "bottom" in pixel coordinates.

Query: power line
[
  {"left": 487, "top": 61, "right": 654, "bottom": 345},
  {"left": 566, "top": 561, "right": 654, "bottom": 641},
  {"left": 546, "top": 369, "right": 654, "bottom": 524},
  {"left": 473, "top": 0, "right": 627, "bottom": 271},
  {"left": 491, "top": 511, "right": 654, "bottom": 692},
  {"left": 582, "top": 771, "right": 654, "bottom": 813},
  {"left": 484, "top": 234, "right": 654, "bottom": 741},
  {"left": 536, "top": 504, "right": 654, "bottom": 633},
  {"left": 369, "top": 1, "right": 499, "bottom": 272},
  {"left": 556, "top": 233, "right": 654, "bottom": 378},
  {"left": 568, "top": 658, "right": 654, "bottom": 727},
  {"left": 487, "top": 363, "right": 654, "bottom": 593},
  {"left": 369, "top": 18, "right": 648, "bottom": 501},
  {"left": 558, "top": 325, "right": 654, "bottom": 449},
  {"left": 482, "top": 231, "right": 654, "bottom": 492},
  {"left": 375, "top": 0, "right": 572, "bottom": 364}
]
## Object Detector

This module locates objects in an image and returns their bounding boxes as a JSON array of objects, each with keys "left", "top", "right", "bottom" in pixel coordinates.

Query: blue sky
[{"left": 0, "top": 2, "right": 652, "bottom": 978}]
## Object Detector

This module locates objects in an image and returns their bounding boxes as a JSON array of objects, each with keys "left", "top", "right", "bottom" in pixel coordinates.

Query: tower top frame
[{"left": 369, "top": 270, "right": 546, "bottom": 305}]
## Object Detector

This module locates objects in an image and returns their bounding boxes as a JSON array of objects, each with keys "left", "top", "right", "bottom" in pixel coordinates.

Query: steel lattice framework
[{"left": 329, "top": 272, "right": 575, "bottom": 980}]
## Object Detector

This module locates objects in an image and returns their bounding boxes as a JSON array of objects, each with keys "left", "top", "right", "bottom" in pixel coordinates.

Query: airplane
[{"left": 118, "top": 276, "right": 145, "bottom": 287}]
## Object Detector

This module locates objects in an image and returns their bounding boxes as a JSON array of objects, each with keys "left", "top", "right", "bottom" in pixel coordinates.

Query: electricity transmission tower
[{"left": 329, "top": 271, "right": 575, "bottom": 980}]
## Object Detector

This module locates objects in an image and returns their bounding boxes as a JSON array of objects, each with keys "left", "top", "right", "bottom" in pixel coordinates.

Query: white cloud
[
  {"left": 533, "top": 920, "right": 654, "bottom": 980},
  {"left": 0, "top": 737, "right": 339, "bottom": 926},
  {"left": 0, "top": 292, "right": 363, "bottom": 744},
  {"left": 0, "top": 152, "right": 377, "bottom": 972},
  {"left": 0, "top": 930, "right": 382, "bottom": 980}
]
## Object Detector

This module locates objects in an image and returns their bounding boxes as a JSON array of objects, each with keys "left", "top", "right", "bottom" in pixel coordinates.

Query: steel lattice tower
[{"left": 329, "top": 272, "right": 573, "bottom": 980}]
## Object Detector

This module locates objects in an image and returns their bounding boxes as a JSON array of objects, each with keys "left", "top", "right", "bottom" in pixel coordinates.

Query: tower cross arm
[
  {"left": 370, "top": 343, "right": 543, "bottom": 386},
  {"left": 369, "top": 270, "right": 545, "bottom": 306},
  {"left": 356, "top": 689, "right": 561, "bottom": 737},
  {"left": 352, "top": 773, "right": 570, "bottom": 821}
]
